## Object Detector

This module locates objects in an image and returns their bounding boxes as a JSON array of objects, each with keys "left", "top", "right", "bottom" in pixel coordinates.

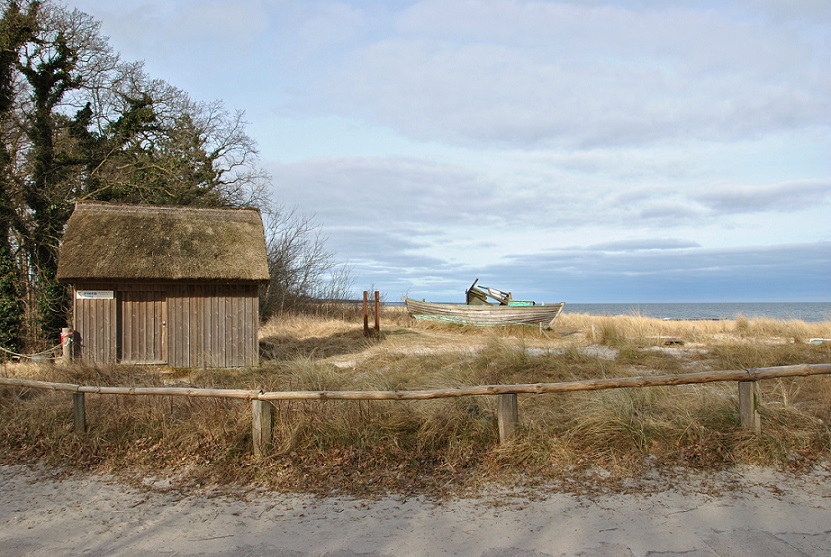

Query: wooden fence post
[
  {"left": 252, "top": 399, "right": 273, "bottom": 457},
  {"left": 497, "top": 393, "right": 518, "bottom": 444},
  {"left": 374, "top": 290, "right": 380, "bottom": 335},
  {"left": 738, "top": 381, "right": 761, "bottom": 434},
  {"left": 363, "top": 291, "right": 369, "bottom": 337},
  {"left": 72, "top": 392, "right": 86, "bottom": 433}
]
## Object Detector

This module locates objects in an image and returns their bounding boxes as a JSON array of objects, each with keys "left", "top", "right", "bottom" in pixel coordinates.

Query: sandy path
[{"left": 2, "top": 464, "right": 830, "bottom": 557}]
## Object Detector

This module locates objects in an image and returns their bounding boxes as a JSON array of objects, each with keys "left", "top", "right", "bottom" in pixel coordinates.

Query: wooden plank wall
[
  {"left": 72, "top": 285, "right": 118, "bottom": 364},
  {"left": 167, "top": 284, "right": 259, "bottom": 368},
  {"left": 120, "top": 290, "right": 166, "bottom": 364},
  {"left": 72, "top": 282, "right": 260, "bottom": 368}
]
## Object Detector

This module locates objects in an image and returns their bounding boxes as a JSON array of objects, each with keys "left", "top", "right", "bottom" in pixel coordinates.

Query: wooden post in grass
[
  {"left": 374, "top": 291, "right": 381, "bottom": 335},
  {"left": 363, "top": 291, "right": 381, "bottom": 337},
  {"left": 252, "top": 399, "right": 273, "bottom": 457},
  {"left": 738, "top": 381, "right": 761, "bottom": 434},
  {"left": 363, "top": 291, "right": 369, "bottom": 336},
  {"left": 72, "top": 392, "right": 86, "bottom": 433},
  {"left": 497, "top": 393, "right": 518, "bottom": 444}
]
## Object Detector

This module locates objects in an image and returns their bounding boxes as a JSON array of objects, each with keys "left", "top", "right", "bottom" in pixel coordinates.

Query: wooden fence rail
[{"left": 2, "top": 363, "right": 830, "bottom": 455}]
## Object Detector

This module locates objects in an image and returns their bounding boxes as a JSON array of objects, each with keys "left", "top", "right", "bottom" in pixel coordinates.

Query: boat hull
[{"left": 404, "top": 298, "right": 565, "bottom": 329}]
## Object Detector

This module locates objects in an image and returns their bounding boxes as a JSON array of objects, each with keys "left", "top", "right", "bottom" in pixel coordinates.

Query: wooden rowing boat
[{"left": 404, "top": 297, "right": 565, "bottom": 329}]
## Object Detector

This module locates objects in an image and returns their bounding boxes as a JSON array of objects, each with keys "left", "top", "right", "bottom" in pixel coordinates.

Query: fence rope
[{"left": 0, "top": 344, "right": 62, "bottom": 360}]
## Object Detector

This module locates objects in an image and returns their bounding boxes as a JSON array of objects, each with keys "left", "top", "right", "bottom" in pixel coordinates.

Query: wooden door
[{"left": 119, "top": 291, "right": 167, "bottom": 364}]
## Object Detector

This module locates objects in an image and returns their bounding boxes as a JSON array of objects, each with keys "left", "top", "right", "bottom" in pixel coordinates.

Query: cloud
[
  {"left": 295, "top": 3, "right": 364, "bottom": 50},
  {"left": 323, "top": 226, "right": 441, "bottom": 268},
  {"left": 266, "top": 152, "right": 831, "bottom": 283},
  {"left": 68, "top": 1, "right": 831, "bottom": 304},
  {"left": 369, "top": 240, "right": 831, "bottom": 303},
  {"left": 268, "top": 157, "right": 497, "bottom": 228},
  {"left": 696, "top": 179, "right": 831, "bottom": 214},
  {"left": 586, "top": 239, "right": 700, "bottom": 252},
  {"left": 635, "top": 201, "right": 707, "bottom": 222},
  {"left": 73, "top": 0, "right": 270, "bottom": 52},
  {"left": 173, "top": 1, "right": 270, "bottom": 43},
  {"left": 267, "top": 151, "right": 831, "bottom": 302},
  {"left": 267, "top": 156, "right": 597, "bottom": 233},
  {"left": 80, "top": 0, "right": 831, "bottom": 156},
  {"left": 743, "top": 0, "right": 831, "bottom": 22},
  {"left": 489, "top": 241, "right": 831, "bottom": 302},
  {"left": 70, "top": 0, "right": 274, "bottom": 102},
  {"left": 308, "top": 1, "right": 831, "bottom": 149}
]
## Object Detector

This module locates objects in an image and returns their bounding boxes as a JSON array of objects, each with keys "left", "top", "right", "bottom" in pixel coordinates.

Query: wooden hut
[{"left": 56, "top": 202, "right": 270, "bottom": 368}]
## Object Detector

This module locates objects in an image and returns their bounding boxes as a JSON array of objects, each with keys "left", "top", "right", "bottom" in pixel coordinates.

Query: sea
[
  {"left": 389, "top": 300, "right": 831, "bottom": 322},
  {"left": 561, "top": 302, "right": 831, "bottom": 323}
]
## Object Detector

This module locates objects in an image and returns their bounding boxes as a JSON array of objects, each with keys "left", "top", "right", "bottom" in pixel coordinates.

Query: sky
[{"left": 69, "top": 0, "right": 831, "bottom": 303}]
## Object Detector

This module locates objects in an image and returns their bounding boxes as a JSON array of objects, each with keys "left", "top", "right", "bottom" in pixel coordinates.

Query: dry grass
[{"left": 1, "top": 310, "right": 830, "bottom": 496}]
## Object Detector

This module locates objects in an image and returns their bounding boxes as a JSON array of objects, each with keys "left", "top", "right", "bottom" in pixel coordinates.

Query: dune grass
[{"left": 1, "top": 310, "right": 830, "bottom": 496}]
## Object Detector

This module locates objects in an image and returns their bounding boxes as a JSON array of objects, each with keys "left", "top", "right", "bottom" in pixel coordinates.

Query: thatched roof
[{"left": 57, "top": 202, "right": 270, "bottom": 283}]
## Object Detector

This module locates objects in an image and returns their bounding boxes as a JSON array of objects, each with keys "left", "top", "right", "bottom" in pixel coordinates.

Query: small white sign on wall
[{"left": 76, "top": 290, "right": 114, "bottom": 300}]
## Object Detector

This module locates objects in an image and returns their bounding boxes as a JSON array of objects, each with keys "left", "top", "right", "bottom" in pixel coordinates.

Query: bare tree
[{"left": 259, "top": 202, "right": 354, "bottom": 318}]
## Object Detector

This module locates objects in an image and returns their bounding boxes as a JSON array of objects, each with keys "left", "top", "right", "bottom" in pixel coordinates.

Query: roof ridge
[{"left": 74, "top": 201, "right": 261, "bottom": 215}]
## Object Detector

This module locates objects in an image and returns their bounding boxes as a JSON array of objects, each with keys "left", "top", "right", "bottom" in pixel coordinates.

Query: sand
[{"left": 2, "top": 463, "right": 830, "bottom": 557}]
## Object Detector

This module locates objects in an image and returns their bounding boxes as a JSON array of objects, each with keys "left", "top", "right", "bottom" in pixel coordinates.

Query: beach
[{"left": 3, "top": 463, "right": 831, "bottom": 557}]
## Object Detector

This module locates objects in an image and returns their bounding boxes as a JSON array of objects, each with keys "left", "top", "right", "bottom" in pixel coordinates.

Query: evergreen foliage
[{"left": 0, "top": 244, "right": 22, "bottom": 354}]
